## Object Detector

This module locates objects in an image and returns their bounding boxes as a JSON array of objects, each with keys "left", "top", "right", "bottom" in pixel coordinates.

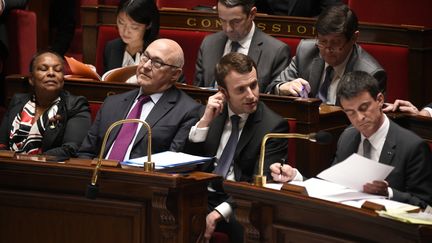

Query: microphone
[
  {"left": 86, "top": 118, "right": 154, "bottom": 199},
  {"left": 253, "top": 131, "right": 332, "bottom": 187}
]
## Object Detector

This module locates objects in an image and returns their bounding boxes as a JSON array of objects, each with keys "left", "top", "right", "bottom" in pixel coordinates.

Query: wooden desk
[
  {"left": 81, "top": 6, "right": 432, "bottom": 106},
  {"left": 4, "top": 75, "right": 349, "bottom": 178},
  {"left": 0, "top": 157, "right": 218, "bottom": 242},
  {"left": 224, "top": 181, "right": 432, "bottom": 242}
]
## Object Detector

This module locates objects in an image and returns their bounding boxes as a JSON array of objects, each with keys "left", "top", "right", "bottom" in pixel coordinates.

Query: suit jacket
[
  {"left": 333, "top": 119, "right": 432, "bottom": 208},
  {"left": 267, "top": 39, "right": 387, "bottom": 96},
  {"left": 103, "top": 38, "right": 125, "bottom": 74},
  {"left": 184, "top": 101, "right": 289, "bottom": 209},
  {"left": 0, "top": 91, "right": 91, "bottom": 158},
  {"left": 78, "top": 86, "right": 202, "bottom": 159},
  {"left": 194, "top": 27, "right": 291, "bottom": 92},
  {"left": 255, "top": 0, "right": 341, "bottom": 17}
]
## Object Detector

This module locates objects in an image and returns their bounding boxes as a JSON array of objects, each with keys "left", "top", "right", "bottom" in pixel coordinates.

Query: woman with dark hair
[
  {"left": 103, "top": 0, "right": 160, "bottom": 74},
  {"left": 0, "top": 51, "right": 91, "bottom": 158}
]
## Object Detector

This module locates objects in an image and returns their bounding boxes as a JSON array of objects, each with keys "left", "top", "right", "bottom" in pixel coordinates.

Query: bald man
[{"left": 79, "top": 39, "right": 202, "bottom": 160}]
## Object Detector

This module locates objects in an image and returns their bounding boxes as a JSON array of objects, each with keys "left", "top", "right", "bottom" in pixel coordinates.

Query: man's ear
[
  {"left": 352, "top": 30, "right": 359, "bottom": 43},
  {"left": 377, "top": 92, "right": 385, "bottom": 106},
  {"left": 219, "top": 86, "right": 229, "bottom": 99},
  {"left": 249, "top": 6, "right": 257, "bottom": 20},
  {"left": 170, "top": 68, "right": 182, "bottom": 83}
]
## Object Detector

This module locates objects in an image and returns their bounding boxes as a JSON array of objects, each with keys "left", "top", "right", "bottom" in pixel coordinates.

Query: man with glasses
[
  {"left": 267, "top": 4, "right": 387, "bottom": 105},
  {"left": 194, "top": 0, "right": 291, "bottom": 92},
  {"left": 78, "top": 38, "right": 202, "bottom": 160}
]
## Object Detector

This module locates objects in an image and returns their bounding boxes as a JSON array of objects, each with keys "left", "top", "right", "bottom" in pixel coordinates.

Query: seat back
[
  {"left": 277, "top": 37, "right": 302, "bottom": 57},
  {"left": 159, "top": 29, "right": 211, "bottom": 84},
  {"left": 349, "top": 0, "right": 432, "bottom": 27},
  {"left": 360, "top": 43, "right": 409, "bottom": 102},
  {"left": 5, "top": 9, "right": 37, "bottom": 75},
  {"left": 95, "top": 25, "right": 120, "bottom": 74},
  {"left": 89, "top": 102, "right": 102, "bottom": 121}
]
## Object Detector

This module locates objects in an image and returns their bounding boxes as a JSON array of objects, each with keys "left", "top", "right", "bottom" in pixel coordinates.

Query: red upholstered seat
[
  {"left": 159, "top": 29, "right": 211, "bottom": 84},
  {"left": 5, "top": 9, "right": 37, "bottom": 75},
  {"left": 89, "top": 102, "right": 102, "bottom": 121},
  {"left": 100, "top": 0, "right": 120, "bottom": 5},
  {"left": 95, "top": 25, "right": 120, "bottom": 74},
  {"left": 276, "top": 37, "right": 302, "bottom": 57},
  {"left": 349, "top": 0, "right": 432, "bottom": 27},
  {"left": 156, "top": 0, "right": 216, "bottom": 9},
  {"left": 360, "top": 43, "right": 409, "bottom": 102}
]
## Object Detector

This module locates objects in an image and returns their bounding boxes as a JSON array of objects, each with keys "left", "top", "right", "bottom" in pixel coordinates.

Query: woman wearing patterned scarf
[{"left": 0, "top": 50, "right": 91, "bottom": 158}]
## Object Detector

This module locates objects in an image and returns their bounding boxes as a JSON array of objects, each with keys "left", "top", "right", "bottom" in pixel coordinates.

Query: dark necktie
[
  {"left": 213, "top": 115, "right": 240, "bottom": 177},
  {"left": 317, "top": 66, "right": 334, "bottom": 102},
  {"left": 108, "top": 95, "right": 151, "bottom": 161},
  {"left": 363, "top": 139, "right": 372, "bottom": 159},
  {"left": 230, "top": 41, "right": 241, "bottom": 53}
]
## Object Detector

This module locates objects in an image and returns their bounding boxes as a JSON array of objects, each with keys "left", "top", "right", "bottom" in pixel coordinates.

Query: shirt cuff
[
  {"left": 292, "top": 168, "right": 303, "bottom": 181},
  {"left": 215, "top": 202, "right": 233, "bottom": 222},
  {"left": 387, "top": 187, "right": 394, "bottom": 199},
  {"left": 188, "top": 123, "right": 209, "bottom": 142},
  {"left": 423, "top": 107, "right": 432, "bottom": 117}
]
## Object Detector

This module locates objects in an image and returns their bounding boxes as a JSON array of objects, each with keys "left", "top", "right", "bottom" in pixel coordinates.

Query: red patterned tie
[{"left": 108, "top": 95, "right": 150, "bottom": 161}]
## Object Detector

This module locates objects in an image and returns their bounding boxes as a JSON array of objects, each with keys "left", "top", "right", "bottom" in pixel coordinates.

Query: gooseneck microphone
[
  {"left": 86, "top": 119, "right": 153, "bottom": 199},
  {"left": 254, "top": 131, "right": 332, "bottom": 187}
]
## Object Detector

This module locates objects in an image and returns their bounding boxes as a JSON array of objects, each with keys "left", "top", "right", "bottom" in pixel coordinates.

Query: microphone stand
[
  {"left": 254, "top": 133, "right": 320, "bottom": 187},
  {"left": 86, "top": 118, "right": 153, "bottom": 199}
]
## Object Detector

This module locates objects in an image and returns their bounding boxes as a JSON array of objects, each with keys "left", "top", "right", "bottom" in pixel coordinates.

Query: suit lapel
[
  {"left": 133, "top": 87, "right": 178, "bottom": 146},
  {"left": 208, "top": 34, "right": 227, "bottom": 86},
  {"left": 309, "top": 58, "right": 324, "bottom": 96},
  {"left": 379, "top": 121, "right": 396, "bottom": 165},
  {"left": 248, "top": 28, "right": 263, "bottom": 66}
]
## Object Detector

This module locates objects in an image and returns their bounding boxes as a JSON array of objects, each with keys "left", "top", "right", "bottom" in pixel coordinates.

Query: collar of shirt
[
  {"left": 324, "top": 48, "right": 353, "bottom": 104},
  {"left": 138, "top": 88, "right": 163, "bottom": 104},
  {"left": 227, "top": 105, "right": 249, "bottom": 130},
  {"left": 223, "top": 22, "right": 255, "bottom": 56},
  {"left": 122, "top": 51, "right": 141, "bottom": 67},
  {"left": 359, "top": 115, "right": 390, "bottom": 161}
]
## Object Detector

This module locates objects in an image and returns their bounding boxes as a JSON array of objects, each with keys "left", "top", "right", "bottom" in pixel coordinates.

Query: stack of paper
[{"left": 121, "top": 151, "right": 213, "bottom": 169}]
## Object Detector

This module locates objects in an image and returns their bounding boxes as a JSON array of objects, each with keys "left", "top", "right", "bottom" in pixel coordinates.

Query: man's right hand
[
  {"left": 278, "top": 78, "right": 310, "bottom": 96},
  {"left": 197, "top": 91, "right": 226, "bottom": 128},
  {"left": 204, "top": 210, "right": 223, "bottom": 242}
]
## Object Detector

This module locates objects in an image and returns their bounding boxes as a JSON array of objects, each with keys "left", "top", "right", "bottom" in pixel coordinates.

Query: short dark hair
[
  {"left": 336, "top": 71, "right": 381, "bottom": 103},
  {"left": 218, "top": 0, "right": 255, "bottom": 15},
  {"left": 215, "top": 52, "right": 257, "bottom": 88},
  {"left": 29, "top": 50, "right": 64, "bottom": 74},
  {"left": 316, "top": 4, "right": 358, "bottom": 40},
  {"left": 117, "top": 0, "right": 160, "bottom": 47}
]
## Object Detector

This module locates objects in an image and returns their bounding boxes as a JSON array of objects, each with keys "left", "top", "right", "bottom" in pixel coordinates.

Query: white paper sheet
[
  {"left": 121, "top": 151, "right": 213, "bottom": 169},
  {"left": 317, "top": 153, "right": 394, "bottom": 191}
]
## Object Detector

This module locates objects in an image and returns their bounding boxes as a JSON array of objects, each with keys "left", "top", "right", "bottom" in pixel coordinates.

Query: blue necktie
[
  {"left": 317, "top": 66, "right": 334, "bottom": 102},
  {"left": 230, "top": 41, "right": 241, "bottom": 53},
  {"left": 108, "top": 95, "right": 151, "bottom": 161},
  {"left": 214, "top": 115, "right": 240, "bottom": 177}
]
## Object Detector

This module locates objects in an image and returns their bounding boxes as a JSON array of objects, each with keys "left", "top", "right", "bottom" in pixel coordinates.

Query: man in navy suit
[
  {"left": 186, "top": 53, "right": 289, "bottom": 241},
  {"left": 194, "top": 0, "right": 291, "bottom": 92},
  {"left": 334, "top": 71, "right": 432, "bottom": 208},
  {"left": 79, "top": 38, "right": 201, "bottom": 160}
]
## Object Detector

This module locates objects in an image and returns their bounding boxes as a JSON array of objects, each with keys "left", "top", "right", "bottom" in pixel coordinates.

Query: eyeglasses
[
  {"left": 140, "top": 54, "right": 180, "bottom": 69},
  {"left": 315, "top": 39, "right": 349, "bottom": 53}
]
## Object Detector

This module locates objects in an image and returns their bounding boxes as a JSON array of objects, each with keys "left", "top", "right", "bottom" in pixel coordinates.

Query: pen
[{"left": 279, "top": 158, "right": 286, "bottom": 181}]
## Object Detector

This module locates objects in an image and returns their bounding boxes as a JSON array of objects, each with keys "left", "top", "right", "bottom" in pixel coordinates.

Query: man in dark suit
[
  {"left": 334, "top": 71, "right": 432, "bottom": 208},
  {"left": 255, "top": 0, "right": 341, "bottom": 17},
  {"left": 78, "top": 38, "right": 201, "bottom": 160},
  {"left": 267, "top": 4, "right": 387, "bottom": 105},
  {"left": 186, "top": 53, "right": 289, "bottom": 241},
  {"left": 194, "top": 0, "right": 291, "bottom": 92}
]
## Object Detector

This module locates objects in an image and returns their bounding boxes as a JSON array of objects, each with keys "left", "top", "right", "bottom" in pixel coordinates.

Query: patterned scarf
[{"left": 9, "top": 95, "right": 61, "bottom": 154}]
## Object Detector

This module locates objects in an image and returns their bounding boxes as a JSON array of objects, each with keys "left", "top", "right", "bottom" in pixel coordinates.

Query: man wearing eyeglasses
[
  {"left": 78, "top": 38, "right": 202, "bottom": 160},
  {"left": 267, "top": 4, "right": 387, "bottom": 105}
]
